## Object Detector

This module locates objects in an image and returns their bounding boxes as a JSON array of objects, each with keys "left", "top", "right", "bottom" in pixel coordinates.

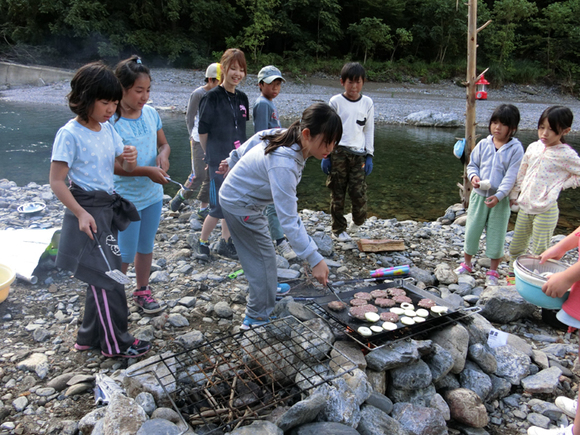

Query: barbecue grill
[
  {"left": 127, "top": 315, "right": 358, "bottom": 434},
  {"left": 307, "top": 278, "right": 480, "bottom": 351}
]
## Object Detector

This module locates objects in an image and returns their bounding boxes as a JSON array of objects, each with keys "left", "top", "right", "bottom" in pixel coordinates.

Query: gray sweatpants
[{"left": 222, "top": 208, "right": 277, "bottom": 320}]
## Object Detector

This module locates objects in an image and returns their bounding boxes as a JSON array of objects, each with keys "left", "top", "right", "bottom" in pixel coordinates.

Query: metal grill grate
[{"left": 127, "top": 316, "right": 357, "bottom": 434}]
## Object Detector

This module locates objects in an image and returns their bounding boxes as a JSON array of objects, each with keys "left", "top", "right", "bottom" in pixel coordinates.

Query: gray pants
[{"left": 222, "top": 208, "right": 277, "bottom": 320}]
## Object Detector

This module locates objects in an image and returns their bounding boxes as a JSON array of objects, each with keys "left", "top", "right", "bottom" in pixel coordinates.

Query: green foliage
[{"left": 348, "top": 17, "right": 392, "bottom": 64}]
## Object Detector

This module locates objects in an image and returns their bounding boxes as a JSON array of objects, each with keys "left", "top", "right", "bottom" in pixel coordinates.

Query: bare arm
[
  {"left": 156, "top": 128, "right": 170, "bottom": 172},
  {"left": 199, "top": 133, "right": 208, "bottom": 153}
]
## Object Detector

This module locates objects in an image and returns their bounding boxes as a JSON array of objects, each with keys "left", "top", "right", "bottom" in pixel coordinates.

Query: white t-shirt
[{"left": 329, "top": 93, "right": 375, "bottom": 156}]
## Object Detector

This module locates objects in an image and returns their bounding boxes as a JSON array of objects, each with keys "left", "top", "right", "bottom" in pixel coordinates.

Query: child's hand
[
  {"left": 78, "top": 210, "right": 97, "bottom": 240},
  {"left": 540, "top": 245, "right": 565, "bottom": 263},
  {"left": 471, "top": 176, "right": 481, "bottom": 188},
  {"left": 148, "top": 167, "right": 170, "bottom": 184},
  {"left": 216, "top": 160, "right": 230, "bottom": 176},
  {"left": 312, "top": 260, "right": 329, "bottom": 285},
  {"left": 484, "top": 195, "right": 498, "bottom": 208},
  {"left": 542, "top": 272, "right": 573, "bottom": 298},
  {"left": 122, "top": 145, "right": 137, "bottom": 164},
  {"left": 156, "top": 154, "right": 170, "bottom": 172}
]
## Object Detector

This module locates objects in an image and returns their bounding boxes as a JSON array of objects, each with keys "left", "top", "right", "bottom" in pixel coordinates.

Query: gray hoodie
[
  {"left": 467, "top": 135, "right": 524, "bottom": 201},
  {"left": 219, "top": 130, "right": 323, "bottom": 268}
]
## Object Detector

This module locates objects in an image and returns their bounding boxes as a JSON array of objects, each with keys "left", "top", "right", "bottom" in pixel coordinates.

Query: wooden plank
[{"left": 357, "top": 239, "right": 406, "bottom": 252}]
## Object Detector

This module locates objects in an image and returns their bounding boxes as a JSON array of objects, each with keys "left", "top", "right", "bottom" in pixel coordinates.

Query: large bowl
[
  {"left": 514, "top": 254, "right": 570, "bottom": 309},
  {"left": 0, "top": 263, "right": 15, "bottom": 304}
]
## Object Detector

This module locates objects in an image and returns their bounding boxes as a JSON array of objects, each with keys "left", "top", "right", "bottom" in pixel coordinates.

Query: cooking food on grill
[
  {"left": 414, "top": 316, "right": 426, "bottom": 323},
  {"left": 400, "top": 316, "right": 416, "bottom": 325},
  {"left": 418, "top": 298, "right": 437, "bottom": 308},
  {"left": 370, "top": 325, "right": 384, "bottom": 333},
  {"left": 400, "top": 302, "right": 414, "bottom": 310},
  {"left": 370, "top": 289, "right": 389, "bottom": 299},
  {"left": 416, "top": 308, "right": 430, "bottom": 317},
  {"left": 380, "top": 311, "right": 399, "bottom": 323},
  {"left": 365, "top": 312, "right": 381, "bottom": 322},
  {"left": 382, "top": 321, "right": 398, "bottom": 331},
  {"left": 327, "top": 301, "right": 347, "bottom": 312},
  {"left": 358, "top": 326, "right": 373, "bottom": 337},
  {"left": 431, "top": 305, "right": 449, "bottom": 315},
  {"left": 390, "top": 307, "right": 405, "bottom": 315},
  {"left": 374, "top": 297, "right": 396, "bottom": 308},
  {"left": 349, "top": 304, "right": 378, "bottom": 320},
  {"left": 393, "top": 295, "right": 413, "bottom": 304},
  {"left": 388, "top": 287, "right": 407, "bottom": 297},
  {"left": 403, "top": 309, "right": 417, "bottom": 317},
  {"left": 353, "top": 292, "right": 373, "bottom": 300},
  {"left": 349, "top": 298, "right": 369, "bottom": 307}
]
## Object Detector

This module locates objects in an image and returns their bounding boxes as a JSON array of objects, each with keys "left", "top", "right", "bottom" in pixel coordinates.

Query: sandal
[
  {"left": 454, "top": 262, "right": 473, "bottom": 275},
  {"left": 485, "top": 270, "right": 500, "bottom": 286}
]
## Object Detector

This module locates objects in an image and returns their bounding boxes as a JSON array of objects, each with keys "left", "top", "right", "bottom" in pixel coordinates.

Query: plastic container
[
  {"left": 514, "top": 255, "right": 570, "bottom": 309},
  {"left": 0, "top": 263, "right": 16, "bottom": 304}
]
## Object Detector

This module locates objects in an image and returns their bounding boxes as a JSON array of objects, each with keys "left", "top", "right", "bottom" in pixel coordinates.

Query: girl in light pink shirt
[{"left": 509, "top": 106, "right": 580, "bottom": 271}]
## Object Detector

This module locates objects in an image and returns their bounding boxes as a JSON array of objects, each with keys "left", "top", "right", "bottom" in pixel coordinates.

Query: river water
[{"left": 2, "top": 101, "right": 579, "bottom": 232}]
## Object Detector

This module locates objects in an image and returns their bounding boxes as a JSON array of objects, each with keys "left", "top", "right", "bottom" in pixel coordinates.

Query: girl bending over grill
[{"left": 218, "top": 103, "right": 342, "bottom": 330}]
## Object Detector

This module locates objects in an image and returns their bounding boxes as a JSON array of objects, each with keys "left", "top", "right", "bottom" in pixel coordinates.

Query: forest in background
[{"left": 1, "top": 0, "right": 579, "bottom": 91}]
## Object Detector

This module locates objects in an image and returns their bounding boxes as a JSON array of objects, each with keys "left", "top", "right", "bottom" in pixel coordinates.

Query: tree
[
  {"left": 390, "top": 28, "right": 412, "bottom": 62},
  {"left": 348, "top": 17, "right": 392, "bottom": 64}
]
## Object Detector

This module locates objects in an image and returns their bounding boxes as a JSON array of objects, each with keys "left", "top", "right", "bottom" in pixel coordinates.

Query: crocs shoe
[
  {"left": 101, "top": 339, "right": 151, "bottom": 358},
  {"left": 454, "top": 262, "right": 473, "bottom": 275},
  {"left": 555, "top": 396, "right": 577, "bottom": 418},
  {"left": 240, "top": 315, "right": 269, "bottom": 330},
  {"left": 277, "top": 283, "right": 291, "bottom": 295},
  {"left": 485, "top": 270, "right": 500, "bottom": 286},
  {"left": 528, "top": 424, "right": 574, "bottom": 435},
  {"left": 133, "top": 287, "right": 166, "bottom": 314}
]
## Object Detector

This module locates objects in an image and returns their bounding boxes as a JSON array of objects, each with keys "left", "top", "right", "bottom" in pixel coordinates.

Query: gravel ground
[{"left": 2, "top": 68, "right": 580, "bottom": 131}]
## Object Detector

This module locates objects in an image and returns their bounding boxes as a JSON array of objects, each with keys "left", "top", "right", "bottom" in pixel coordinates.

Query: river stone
[
  {"left": 32, "top": 327, "right": 51, "bottom": 342},
  {"left": 35, "top": 387, "right": 56, "bottom": 396},
  {"left": 508, "top": 333, "right": 534, "bottom": 357},
  {"left": 410, "top": 266, "right": 436, "bottom": 286},
  {"left": 230, "top": 420, "right": 283, "bottom": 435},
  {"left": 364, "top": 392, "right": 393, "bottom": 415},
  {"left": 314, "top": 377, "right": 361, "bottom": 427},
  {"left": 47, "top": 372, "right": 78, "bottom": 391},
  {"left": 67, "top": 374, "right": 95, "bottom": 385},
  {"left": 365, "top": 339, "right": 421, "bottom": 371},
  {"left": 277, "top": 268, "right": 301, "bottom": 279},
  {"left": 103, "top": 393, "right": 148, "bottom": 434},
  {"left": 78, "top": 407, "right": 107, "bottom": 435},
  {"left": 12, "top": 396, "right": 28, "bottom": 412},
  {"left": 423, "top": 342, "right": 455, "bottom": 383},
  {"left": 365, "top": 370, "right": 386, "bottom": 395},
  {"left": 149, "top": 270, "right": 170, "bottom": 283},
  {"left": 458, "top": 274, "right": 477, "bottom": 288},
  {"left": 527, "top": 413, "right": 551, "bottom": 429},
  {"left": 124, "top": 353, "right": 177, "bottom": 407},
  {"left": 388, "top": 382, "right": 437, "bottom": 406},
  {"left": 540, "top": 343, "right": 577, "bottom": 358},
  {"left": 529, "top": 398, "right": 565, "bottom": 421},
  {"left": 65, "top": 382, "right": 92, "bottom": 396},
  {"left": 459, "top": 361, "right": 493, "bottom": 401},
  {"left": 276, "top": 393, "right": 326, "bottom": 432},
  {"left": 477, "top": 286, "right": 536, "bottom": 323},
  {"left": 341, "top": 369, "right": 372, "bottom": 406},
  {"left": 430, "top": 393, "right": 451, "bottom": 420},
  {"left": 392, "top": 402, "right": 448, "bottom": 435},
  {"left": 287, "top": 301, "right": 317, "bottom": 321},
  {"left": 45, "top": 420, "right": 78, "bottom": 435},
  {"left": 311, "top": 232, "right": 333, "bottom": 257},
  {"left": 213, "top": 301, "right": 233, "bottom": 318},
  {"left": 521, "top": 366, "right": 562, "bottom": 394},
  {"left": 532, "top": 350, "right": 550, "bottom": 370},
  {"left": 167, "top": 313, "right": 189, "bottom": 327},
  {"left": 291, "top": 318, "right": 333, "bottom": 362},
  {"left": 17, "top": 352, "right": 49, "bottom": 378},
  {"left": 357, "top": 404, "right": 408, "bottom": 435},
  {"left": 435, "top": 263, "right": 457, "bottom": 284},
  {"left": 404, "top": 110, "right": 462, "bottom": 127},
  {"left": 430, "top": 323, "right": 469, "bottom": 374},
  {"left": 464, "top": 313, "right": 494, "bottom": 345},
  {"left": 150, "top": 407, "right": 182, "bottom": 424},
  {"left": 136, "top": 419, "right": 182, "bottom": 435},
  {"left": 444, "top": 388, "right": 489, "bottom": 428},
  {"left": 468, "top": 343, "right": 497, "bottom": 374},
  {"left": 434, "top": 373, "right": 461, "bottom": 391},
  {"left": 175, "top": 330, "right": 205, "bottom": 349},
  {"left": 492, "top": 344, "right": 531, "bottom": 385},
  {"left": 390, "top": 359, "right": 432, "bottom": 390},
  {"left": 287, "top": 422, "right": 359, "bottom": 435},
  {"left": 134, "top": 325, "right": 156, "bottom": 342},
  {"left": 330, "top": 340, "right": 366, "bottom": 371},
  {"left": 135, "top": 391, "right": 157, "bottom": 416}
]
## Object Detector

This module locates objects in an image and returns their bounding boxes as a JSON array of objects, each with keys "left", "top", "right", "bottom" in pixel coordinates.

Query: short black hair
[
  {"left": 539, "top": 106, "right": 574, "bottom": 137},
  {"left": 115, "top": 55, "right": 151, "bottom": 90},
  {"left": 489, "top": 104, "right": 520, "bottom": 137},
  {"left": 67, "top": 62, "right": 122, "bottom": 123},
  {"left": 341, "top": 62, "right": 366, "bottom": 83}
]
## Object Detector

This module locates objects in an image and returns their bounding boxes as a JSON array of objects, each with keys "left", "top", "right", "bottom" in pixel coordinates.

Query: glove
[
  {"left": 321, "top": 157, "right": 331, "bottom": 175},
  {"left": 364, "top": 155, "right": 373, "bottom": 176}
]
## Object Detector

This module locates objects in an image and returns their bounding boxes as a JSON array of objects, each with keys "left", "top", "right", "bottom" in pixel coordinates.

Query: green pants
[
  {"left": 464, "top": 191, "right": 511, "bottom": 260},
  {"left": 508, "top": 203, "right": 559, "bottom": 269}
]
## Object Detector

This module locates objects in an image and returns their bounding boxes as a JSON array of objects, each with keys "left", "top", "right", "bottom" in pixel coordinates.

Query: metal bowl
[{"left": 514, "top": 254, "right": 570, "bottom": 309}]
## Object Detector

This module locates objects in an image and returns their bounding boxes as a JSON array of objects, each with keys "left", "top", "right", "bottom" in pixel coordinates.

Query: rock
[
  {"left": 124, "top": 353, "right": 177, "bottom": 407},
  {"left": 363, "top": 392, "right": 393, "bottom": 415},
  {"left": 276, "top": 393, "right": 326, "bottom": 432},
  {"left": 287, "top": 422, "right": 359, "bottom": 435},
  {"left": 467, "top": 343, "right": 497, "bottom": 374},
  {"left": 311, "top": 232, "right": 333, "bottom": 256},
  {"left": 410, "top": 266, "right": 436, "bottom": 286},
  {"left": 365, "top": 370, "right": 386, "bottom": 395},
  {"left": 136, "top": 392, "right": 157, "bottom": 416},
  {"left": 459, "top": 361, "right": 493, "bottom": 401},
  {"left": 65, "top": 382, "right": 92, "bottom": 396},
  {"left": 389, "top": 359, "right": 433, "bottom": 390},
  {"left": 47, "top": 373, "right": 79, "bottom": 391},
  {"left": 149, "top": 270, "right": 170, "bottom": 283},
  {"left": 314, "top": 377, "right": 361, "bottom": 427},
  {"left": 134, "top": 325, "right": 156, "bottom": 342},
  {"left": 477, "top": 286, "right": 536, "bottom": 323},
  {"left": 167, "top": 313, "right": 189, "bottom": 327},
  {"left": 16, "top": 353, "right": 49, "bottom": 379},
  {"left": 330, "top": 341, "right": 366, "bottom": 372},
  {"left": 175, "top": 330, "right": 205, "bottom": 349},
  {"left": 404, "top": 110, "right": 463, "bottom": 127},
  {"left": 32, "top": 327, "right": 51, "bottom": 342},
  {"left": 365, "top": 339, "right": 421, "bottom": 371},
  {"left": 78, "top": 408, "right": 107, "bottom": 435},
  {"left": 423, "top": 342, "right": 455, "bottom": 383},
  {"left": 430, "top": 323, "right": 469, "bottom": 374},
  {"left": 444, "top": 388, "right": 489, "bottom": 428},
  {"left": 136, "top": 419, "right": 182, "bottom": 435},
  {"left": 213, "top": 301, "right": 233, "bottom": 318},
  {"left": 493, "top": 344, "right": 531, "bottom": 385},
  {"left": 434, "top": 263, "right": 457, "bottom": 285},
  {"left": 12, "top": 396, "right": 28, "bottom": 412},
  {"left": 429, "top": 393, "right": 451, "bottom": 421},
  {"left": 527, "top": 413, "right": 551, "bottom": 429},
  {"left": 229, "top": 420, "right": 283, "bottom": 435},
  {"left": 392, "top": 402, "right": 448, "bottom": 435},
  {"left": 67, "top": 374, "right": 95, "bottom": 385},
  {"left": 103, "top": 393, "right": 148, "bottom": 434},
  {"left": 521, "top": 366, "right": 563, "bottom": 394},
  {"left": 357, "top": 404, "right": 408, "bottom": 435}
]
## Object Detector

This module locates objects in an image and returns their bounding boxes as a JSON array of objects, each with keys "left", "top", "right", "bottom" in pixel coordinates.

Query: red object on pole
[{"left": 475, "top": 74, "right": 490, "bottom": 100}]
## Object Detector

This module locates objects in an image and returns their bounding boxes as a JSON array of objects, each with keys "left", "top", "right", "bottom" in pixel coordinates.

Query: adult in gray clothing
[
  {"left": 170, "top": 63, "right": 220, "bottom": 215},
  {"left": 218, "top": 103, "right": 343, "bottom": 330}
]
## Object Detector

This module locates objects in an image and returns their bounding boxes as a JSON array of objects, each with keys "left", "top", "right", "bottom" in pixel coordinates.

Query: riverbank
[
  {"left": 1, "top": 68, "right": 580, "bottom": 131},
  {"left": 1, "top": 179, "right": 579, "bottom": 434}
]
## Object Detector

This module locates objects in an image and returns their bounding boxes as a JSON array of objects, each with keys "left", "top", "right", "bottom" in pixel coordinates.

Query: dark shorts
[{"left": 208, "top": 166, "right": 225, "bottom": 219}]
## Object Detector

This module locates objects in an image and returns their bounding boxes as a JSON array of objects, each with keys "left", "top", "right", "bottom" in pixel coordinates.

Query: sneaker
[
  {"left": 240, "top": 315, "right": 269, "bottom": 330},
  {"left": 454, "top": 262, "right": 473, "bottom": 275},
  {"left": 74, "top": 343, "right": 96, "bottom": 351},
  {"left": 198, "top": 242, "right": 210, "bottom": 261},
  {"left": 197, "top": 207, "right": 209, "bottom": 221},
  {"left": 102, "top": 339, "right": 151, "bottom": 358},
  {"left": 556, "top": 396, "right": 577, "bottom": 418},
  {"left": 170, "top": 191, "right": 185, "bottom": 212},
  {"left": 277, "top": 239, "right": 297, "bottom": 260},
  {"left": 528, "top": 424, "right": 574, "bottom": 435},
  {"left": 277, "top": 283, "right": 291, "bottom": 295},
  {"left": 485, "top": 270, "right": 499, "bottom": 286},
  {"left": 348, "top": 222, "right": 360, "bottom": 233},
  {"left": 332, "top": 231, "right": 352, "bottom": 242},
  {"left": 133, "top": 287, "right": 166, "bottom": 314},
  {"left": 217, "top": 238, "right": 238, "bottom": 260}
]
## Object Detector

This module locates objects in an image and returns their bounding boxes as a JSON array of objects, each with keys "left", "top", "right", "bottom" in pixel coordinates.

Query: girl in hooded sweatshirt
[
  {"left": 455, "top": 104, "right": 524, "bottom": 286},
  {"left": 218, "top": 103, "right": 342, "bottom": 330}
]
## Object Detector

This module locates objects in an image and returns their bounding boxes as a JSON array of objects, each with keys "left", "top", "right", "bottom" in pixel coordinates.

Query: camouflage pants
[{"left": 326, "top": 147, "right": 367, "bottom": 234}]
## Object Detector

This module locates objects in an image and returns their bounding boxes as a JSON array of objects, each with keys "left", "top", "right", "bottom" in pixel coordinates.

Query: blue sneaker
[
  {"left": 241, "top": 315, "right": 269, "bottom": 330},
  {"left": 277, "top": 283, "right": 291, "bottom": 295}
]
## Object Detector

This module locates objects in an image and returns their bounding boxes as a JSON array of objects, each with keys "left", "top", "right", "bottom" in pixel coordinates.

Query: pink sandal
[
  {"left": 454, "top": 262, "right": 473, "bottom": 275},
  {"left": 485, "top": 270, "right": 500, "bottom": 286}
]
